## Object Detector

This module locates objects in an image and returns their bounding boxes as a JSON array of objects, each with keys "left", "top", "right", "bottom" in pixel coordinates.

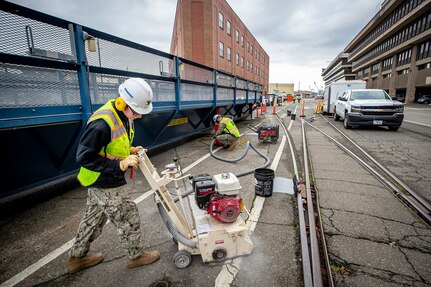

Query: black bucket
[
  {"left": 254, "top": 168, "right": 275, "bottom": 197},
  {"left": 291, "top": 113, "right": 296, "bottom": 120},
  {"left": 287, "top": 109, "right": 292, "bottom": 116}
]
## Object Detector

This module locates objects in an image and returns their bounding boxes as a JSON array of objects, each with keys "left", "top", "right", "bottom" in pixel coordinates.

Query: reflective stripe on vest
[
  {"left": 220, "top": 117, "right": 240, "bottom": 137},
  {"left": 77, "top": 100, "right": 135, "bottom": 186}
]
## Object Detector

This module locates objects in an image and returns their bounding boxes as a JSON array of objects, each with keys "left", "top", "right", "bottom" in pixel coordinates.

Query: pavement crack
[{"left": 398, "top": 247, "right": 429, "bottom": 285}]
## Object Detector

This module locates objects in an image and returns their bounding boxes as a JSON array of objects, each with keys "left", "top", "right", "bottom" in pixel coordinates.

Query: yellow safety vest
[
  {"left": 77, "top": 100, "right": 135, "bottom": 186},
  {"left": 220, "top": 117, "right": 240, "bottom": 137}
]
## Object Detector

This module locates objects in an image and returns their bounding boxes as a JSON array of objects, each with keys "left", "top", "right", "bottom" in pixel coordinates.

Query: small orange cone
[{"left": 300, "top": 101, "right": 305, "bottom": 117}]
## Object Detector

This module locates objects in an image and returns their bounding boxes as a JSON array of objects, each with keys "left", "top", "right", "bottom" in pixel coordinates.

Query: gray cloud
[{"left": 8, "top": 0, "right": 381, "bottom": 88}]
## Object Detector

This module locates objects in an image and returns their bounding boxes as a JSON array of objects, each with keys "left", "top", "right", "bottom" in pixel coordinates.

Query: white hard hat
[
  {"left": 118, "top": 78, "right": 153, "bottom": 115},
  {"left": 213, "top": 114, "right": 221, "bottom": 123}
]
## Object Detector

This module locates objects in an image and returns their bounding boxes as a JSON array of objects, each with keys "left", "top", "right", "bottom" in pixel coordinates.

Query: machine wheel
[
  {"left": 173, "top": 250, "right": 192, "bottom": 268},
  {"left": 343, "top": 114, "right": 351, "bottom": 129},
  {"left": 333, "top": 109, "right": 340, "bottom": 121},
  {"left": 388, "top": 125, "right": 400, "bottom": 131}
]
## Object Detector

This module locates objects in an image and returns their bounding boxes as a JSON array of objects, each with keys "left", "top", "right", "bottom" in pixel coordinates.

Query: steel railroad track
[
  {"left": 307, "top": 115, "right": 431, "bottom": 226},
  {"left": 276, "top": 113, "right": 332, "bottom": 287}
]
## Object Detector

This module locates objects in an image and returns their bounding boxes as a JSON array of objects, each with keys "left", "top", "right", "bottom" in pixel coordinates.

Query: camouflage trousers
[
  {"left": 69, "top": 186, "right": 143, "bottom": 259},
  {"left": 215, "top": 133, "right": 237, "bottom": 146}
]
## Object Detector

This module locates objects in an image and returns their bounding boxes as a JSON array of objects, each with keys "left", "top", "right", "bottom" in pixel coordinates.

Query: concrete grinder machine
[{"left": 137, "top": 149, "right": 253, "bottom": 268}]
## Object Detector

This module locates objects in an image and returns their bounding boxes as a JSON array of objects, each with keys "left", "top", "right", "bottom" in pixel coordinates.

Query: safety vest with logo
[
  {"left": 220, "top": 117, "right": 240, "bottom": 137},
  {"left": 77, "top": 100, "right": 135, "bottom": 186}
]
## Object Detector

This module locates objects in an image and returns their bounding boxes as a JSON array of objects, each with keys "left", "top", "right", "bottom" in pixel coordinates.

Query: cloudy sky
[{"left": 8, "top": 0, "right": 382, "bottom": 91}]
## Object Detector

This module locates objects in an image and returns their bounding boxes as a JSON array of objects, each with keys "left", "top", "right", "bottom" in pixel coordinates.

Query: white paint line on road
[
  {"left": 404, "top": 120, "right": 431, "bottom": 128},
  {"left": 215, "top": 135, "right": 287, "bottom": 286}
]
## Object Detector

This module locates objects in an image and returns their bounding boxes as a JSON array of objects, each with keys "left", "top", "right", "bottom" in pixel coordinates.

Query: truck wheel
[
  {"left": 343, "top": 114, "right": 351, "bottom": 129},
  {"left": 333, "top": 108, "right": 340, "bottom": 121},
  {"left": 388, "top": 126, "right": 400, "bottom": 131}
]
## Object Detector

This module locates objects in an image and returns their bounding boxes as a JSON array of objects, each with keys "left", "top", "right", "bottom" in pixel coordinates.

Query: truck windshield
[{"left": 350, "top": 91, "right": 390, "bottom": 100}]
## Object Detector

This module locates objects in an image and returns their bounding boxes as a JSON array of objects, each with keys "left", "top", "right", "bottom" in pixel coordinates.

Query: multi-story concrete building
[
  {"left": 321, "top": 52, "right": 356, "bottom": 86},
  {"left": 170, "top": 0, "right": 270, "bottom": 93},
  {"left": 323, "top": 0, "right": 431, "bottom": 103}
]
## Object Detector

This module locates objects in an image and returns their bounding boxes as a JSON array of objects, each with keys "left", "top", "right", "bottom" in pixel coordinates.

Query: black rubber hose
[
  {"left": 234, "top": 142, "right": 271, "bottom": 177},
  {"left": 209, "top": 139, "right": 250, "bottom": 163},
  {"left": 209, "top": 139, "right": 271, "bottom": 177},
  {"left": 157, "top": 202, "right": 198, "bottom": 249}
]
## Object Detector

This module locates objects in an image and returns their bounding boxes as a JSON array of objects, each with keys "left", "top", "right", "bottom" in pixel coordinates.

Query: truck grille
[
  {"left": 361, "top": 111, "right": 395, "bottom": 116},
  {"left": 359, "top": 106, "right": 396, "bottom": 116}
]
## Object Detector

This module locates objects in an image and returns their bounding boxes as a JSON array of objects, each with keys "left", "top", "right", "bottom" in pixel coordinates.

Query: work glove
[
  {"left": 130, "top": 146, "right": 144, "bottom": 155},
  {"left": 119, "top": 155, "right": 139, "bottom": 171}
]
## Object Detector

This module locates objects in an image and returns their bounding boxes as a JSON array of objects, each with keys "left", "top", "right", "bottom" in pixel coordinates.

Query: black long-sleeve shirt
[{"left": 76, "top": 106, "right": 131, "bottom": 188}]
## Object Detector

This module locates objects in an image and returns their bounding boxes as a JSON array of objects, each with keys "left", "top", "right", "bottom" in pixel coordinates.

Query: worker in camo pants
[
  {"left": 67, "top": 78, "right": 160, "bottom": 273},
  {"left": 213, "top": 114, "right": 241, "bottom": 149}
]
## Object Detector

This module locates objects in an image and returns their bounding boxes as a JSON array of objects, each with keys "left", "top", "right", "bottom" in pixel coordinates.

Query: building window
[
  {"left": 397, "top": 68, "right": 410, "bottom": 75},
  {"left": 247, "top": 60, "right": 249, "bottom": 71},
  {"left": 219, "top": 12, "right": 224, "bottom": 29},
  {"left": 227, "top": 20, "right": 231, "bottom": 36},
  {"left": 219, "top": 42, "right": 224, "bottom": 57},
  {"left": 235, "top": 30, "right": 239, "bottom": 42},
  {"left": 371, "top": 63, "right": 380, "bottom": 74},
  {"left": 396, "top": 49, "right": 412, "bottom": 66},
  {"left": 417, "top": 40, "right": 431, "bottom": 60},
  {"left": 227, "top": 47, "right": 231, "bottom": 61},
  {"left": 418, "top": 62, "right": 431, "bottom": 70},
  {"left": 383, "top": 57, "right": 393, "bottom": 71},
  {"left": 241, "top": 56, "right": 244, "bottom": 67},
  {"left": 241, "top": 35, "right": 244, "bottom": 47},
  {"left": 236, "top": 53, "right": 239, "bottom": 65}
]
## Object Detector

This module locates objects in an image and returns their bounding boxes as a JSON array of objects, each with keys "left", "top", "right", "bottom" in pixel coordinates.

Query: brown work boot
[
  {"left": 127, "top": 250, "right": 160, "bottom": 268},
  {"left": 67, "top": 253, "right": 105, "bottom": 273}
]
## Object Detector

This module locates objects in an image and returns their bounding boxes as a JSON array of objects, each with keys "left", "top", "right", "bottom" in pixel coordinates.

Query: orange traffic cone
[{"left": 300, "top": 101, "right": 305, "bottom": 117}]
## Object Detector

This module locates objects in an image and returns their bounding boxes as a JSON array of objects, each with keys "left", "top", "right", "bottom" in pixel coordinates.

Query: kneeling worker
[
  {"left": 67, "top": 78, "right": 160, "bottom": 273},
  {"left": 213, "top": 114, "right": 242, "bottom": 150}
]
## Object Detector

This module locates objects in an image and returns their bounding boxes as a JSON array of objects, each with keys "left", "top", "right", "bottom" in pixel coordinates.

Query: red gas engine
[
  {"left": 192, "top": 173, "right": 243, "bottom": 223},
  {"left": 257, "top": 124, "right": 279, "bottom": 143}
]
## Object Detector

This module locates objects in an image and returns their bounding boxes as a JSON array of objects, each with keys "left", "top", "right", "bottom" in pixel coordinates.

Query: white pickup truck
[{"left": 333, "top": 89, "right": 404, "bottom": 131}]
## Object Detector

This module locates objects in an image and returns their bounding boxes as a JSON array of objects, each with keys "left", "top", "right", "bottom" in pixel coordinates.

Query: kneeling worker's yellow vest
[
  {"left": 220, "top": 117, "right": 240, "bottom": 137},
  {"left": 77, "top": 100, "right": 134, "bottom": 186}
]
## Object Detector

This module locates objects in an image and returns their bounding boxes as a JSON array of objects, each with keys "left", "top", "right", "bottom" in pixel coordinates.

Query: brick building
[{"left": 170, "top": 0, "right": 269, "bottom": 93}]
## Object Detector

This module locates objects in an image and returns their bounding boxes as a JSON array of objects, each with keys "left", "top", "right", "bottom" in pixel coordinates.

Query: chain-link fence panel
[
  {"left": 0, "top": 63, "right": 80, "bottom": 108},
  {"left": 86, "top": 38, "right": 175, "bottom": 77},
  {"left": 0, "top": 10, "right": 74, "bottom": 59},
  {"left": 181, "top": 84, "right": 212, "bottom": 101}
]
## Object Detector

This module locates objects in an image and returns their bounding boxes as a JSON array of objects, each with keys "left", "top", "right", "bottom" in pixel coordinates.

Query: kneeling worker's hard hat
[
  {"left": 119, "top": 78, "right": 153, "bottom": 115},
  {"left": 213, "top": 114, "right": 221, "bottom": 123}
]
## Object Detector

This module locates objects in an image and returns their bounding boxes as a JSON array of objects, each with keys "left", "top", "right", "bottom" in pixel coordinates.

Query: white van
[{"left": 323, "top": 80, "right": 366, "bottom": 114}]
